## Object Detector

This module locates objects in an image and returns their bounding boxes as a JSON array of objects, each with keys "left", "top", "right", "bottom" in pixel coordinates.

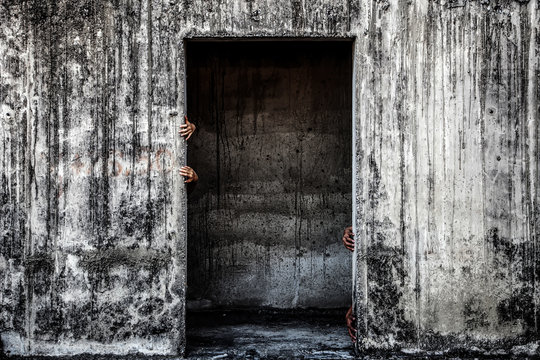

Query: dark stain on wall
[
  {"left": 366, "top": 243, "right": 416, "bottom": 343},
  {"left": 79, "top": 248, "right": 170, "bottom": 274},
  {"left": 485, "top": 226, "right": 539, "bottom": 332}
]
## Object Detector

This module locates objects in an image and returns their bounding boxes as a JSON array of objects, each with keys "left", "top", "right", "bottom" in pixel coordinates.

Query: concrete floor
[
  {"left": 186, "top": 309, "right": 355, "bottom": 359},
  {"left": 5, "top": 310, "right": 537, "bottom": 359}
]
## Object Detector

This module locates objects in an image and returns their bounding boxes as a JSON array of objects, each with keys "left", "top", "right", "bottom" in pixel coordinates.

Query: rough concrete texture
[
  {"left": 0, "top": 0, "right": 539, "bottom": 357},
  {"left": 1, "top": 0, "right": 187, "bottom": 356},
  {"left": 186, "top": 41, "right": 352, "bottom": 309},
  {"left": 353, "top": 0, "right": 540, "bottom": 355}
]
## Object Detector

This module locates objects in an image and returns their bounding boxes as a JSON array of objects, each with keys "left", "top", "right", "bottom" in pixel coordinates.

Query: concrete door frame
[{"left": 180, "top": 36, "right": 357, "bottom": 348}]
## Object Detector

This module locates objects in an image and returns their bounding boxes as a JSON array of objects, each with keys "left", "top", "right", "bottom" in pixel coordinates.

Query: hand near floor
[
  {"left": 346, "top": 305, "right": 356, "bottom": 343},
  {"left": 179, "top": 115, "right": 196, "bottom": 140},
  {"left": 342, "top": 226, "right": 354, "bottom": 252},
  {"left": 180, "top": 166, "right": 198, "bottom": 183}
]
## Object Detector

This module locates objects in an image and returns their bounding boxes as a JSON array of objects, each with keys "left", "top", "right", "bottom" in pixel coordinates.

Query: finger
[
  {"left": 184, "top": 115, "right": 190, "bottom": 124},
  {"left": 186, "top": 132, "right": 192, "bottom": 140}
]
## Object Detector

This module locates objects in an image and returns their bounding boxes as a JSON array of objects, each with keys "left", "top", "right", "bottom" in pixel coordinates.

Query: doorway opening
[{"left": 185, "top": 40, "right": 353, "bottom": 357}]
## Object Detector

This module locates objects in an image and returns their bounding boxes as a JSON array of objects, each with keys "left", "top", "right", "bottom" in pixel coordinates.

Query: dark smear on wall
[
  {"left": 365, "top": 243, "right": 415, "bottom": 344},
  {"left": 79, "top": 248, "right": 170, "bottom": 274},
  {"left": 485, "top": 226, "right": 539, "bottom": 331}
]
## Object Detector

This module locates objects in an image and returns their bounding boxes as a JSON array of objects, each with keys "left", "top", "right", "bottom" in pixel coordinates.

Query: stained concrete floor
[
  {"left": 185, "top": 308, "right": 355, "bottom": 359},
  {"left": 185, "top": 309, "right": 539, "bottom": 359},
  {"left": 5, "top": 309, "right": 539, "bottom": 359}
]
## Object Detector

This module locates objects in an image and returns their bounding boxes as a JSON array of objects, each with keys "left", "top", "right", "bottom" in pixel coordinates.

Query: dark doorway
[{"left": 185, "top": 40, "right": 353, "bottom": 356}]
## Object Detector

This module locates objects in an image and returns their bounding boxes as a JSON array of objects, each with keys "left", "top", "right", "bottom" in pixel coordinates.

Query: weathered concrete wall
[
  {"left": 186, "top": 41, "right": 352, "bottom": 309},
  {"left": 0, "top": 0, "right": 357, "bottom": 356},
  {"left": 1, "top": 0, "right": 539, "bottom": 356},
  {"left": 353, "top": 0, "right": 540, "bottom": 354},
  {"left": 1, "top": 0, "right": 187, "bottom": 356}
]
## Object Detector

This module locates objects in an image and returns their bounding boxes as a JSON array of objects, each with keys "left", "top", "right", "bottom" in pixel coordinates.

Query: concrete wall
[
  {"left": 0, "top": 0, "right": 187, "bottom": 356},
  {"left": 186, "top": 41, "right": 352, "bottom": 309},
  {"left": 353, "top": 0, "right": 540, "bottom": 354},
  {"left": 0, "top": 0, "right": 539, "bottom": 356}
]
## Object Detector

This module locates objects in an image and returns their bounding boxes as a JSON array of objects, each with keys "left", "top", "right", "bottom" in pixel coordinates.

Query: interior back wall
[{"left": 186, "top": 41, "right": 353, "bottom": 309}]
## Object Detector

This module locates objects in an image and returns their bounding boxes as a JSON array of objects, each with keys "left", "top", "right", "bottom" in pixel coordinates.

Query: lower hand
[
  {"left": 180, "top": 166, "right": 198, "bottom": 183},
  {"left": 346, "top": 305, "right": 357, "bottom": 343},
  {"left": 342, "top": 226, "right": 355, "bottom": 252}
]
